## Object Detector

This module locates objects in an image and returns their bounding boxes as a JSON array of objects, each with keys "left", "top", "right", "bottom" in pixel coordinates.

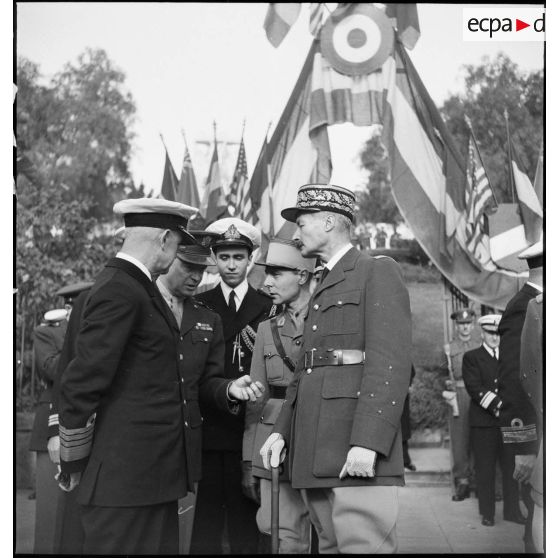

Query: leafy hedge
[{"left": 409, "top": 366, "right": 449, "bottom": 431}]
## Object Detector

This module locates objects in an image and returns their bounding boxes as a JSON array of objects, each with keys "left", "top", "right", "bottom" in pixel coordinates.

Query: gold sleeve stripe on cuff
[
  {"left": 480, "top": 391, "right": 496, "bottom": 409},
  {"left": 501, "top": 424, "right": 537, "bottom": 444}
]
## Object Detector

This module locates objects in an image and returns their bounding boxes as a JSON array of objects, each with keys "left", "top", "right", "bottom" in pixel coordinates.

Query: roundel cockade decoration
[{"left": 320, "top": 4, "right": 394, "bottom": 77}]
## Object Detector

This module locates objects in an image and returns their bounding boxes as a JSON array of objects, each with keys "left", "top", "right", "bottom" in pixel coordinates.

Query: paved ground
[{"left": 15, "top": 447, "right": 526, "bottom": 554}]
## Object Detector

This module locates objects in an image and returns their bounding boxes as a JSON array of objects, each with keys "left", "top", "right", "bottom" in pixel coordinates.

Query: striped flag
[
  {"left": 463, "top": 128, "right": 496, "bottom": 267},
  {"left": 532, "top": 142, "right": 543, "bottom": 207},
  {"left": 309, "top": 3, "right": 325, "bottom": 37},
  {"left": 385, "top": 4, "right": 421, "bottom": 50},
  {"left": 160, "top": 149, "right": 178, "bottom": 200},
  {"left": 307, "top": 32, "right": 523, "bottom": 308},
  {"left": 509, "top": 139, "right": 543, "bottom": 244},
  {"left": 255, "top": 41, "right": 331, "bottom": 240},
  {"left": 230, "top": 138, "right": 249, "bottom": 217},
  {"left": 264, "top": 4, "right": 302, "bottom": 47},
  {"left": 200, "top": 142, "right": 227, "bottom": 224},
  {"left": 176, "top": 137, "right": 200, "bottom": 207}
]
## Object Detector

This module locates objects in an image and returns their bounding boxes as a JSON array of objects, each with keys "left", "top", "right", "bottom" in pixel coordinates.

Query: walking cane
[{"left": 271, "top": 464, "right": 280, "bottom": 554}]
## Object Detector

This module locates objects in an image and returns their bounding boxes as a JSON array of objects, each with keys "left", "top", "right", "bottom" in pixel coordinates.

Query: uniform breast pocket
[
  {"left": 320, "top": 290, "right": 361, "bottom": 334},
  {"left": 263, "top": 344, "right": 286, "bottom": 381},
  {"left": 191, "top": 331, "right": 213, "bottom": 346}
]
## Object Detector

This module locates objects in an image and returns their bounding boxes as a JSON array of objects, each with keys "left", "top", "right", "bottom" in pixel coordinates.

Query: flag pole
[
  {"left": 159, "top": 132, "right": 170, "bottom": 153},
  {"left": 241, "top": 118, "right": 246, "bottom": 141},
  {"left": 464, "top": 115, "right": 499, "bottom": 207},
  {"left": 266, "top": 121, "right": 275, "bottom": 237},
  {"left": 503, "top": 109, "right": 515, "bottom": 203},
  {"left": 181, "top": 128, "right": 188, "bottom": 146}
]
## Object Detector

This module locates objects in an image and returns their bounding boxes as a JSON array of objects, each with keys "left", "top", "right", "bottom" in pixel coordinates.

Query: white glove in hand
[
  {"left": 55, "top": 469, "right": 81, "bottom": 492},
  {"left": 339, "top": 446, "right": 377, "bottom": 479},
  {"left": 229, "top": 376, "right": 265, "bottom": 402},
  {"left": 259, "top": 433, "right": 285, "bottom": 470},
  {"left": 47, "top": 435, "right": 60, "bottom": 464}
]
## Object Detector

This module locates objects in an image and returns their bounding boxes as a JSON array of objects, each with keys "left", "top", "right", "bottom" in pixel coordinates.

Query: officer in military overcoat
[
  {"left": 462, "top": 314, "right": 521, "bottom": 527},
  {"left": 191, "top": 218, "right": 274, "bottom": 555},
  {"left": 444, "top": 308, "right": 476, "bottom": 500},
  {"left": 261, "top": 184, "right": 412, "bottom": 554}
]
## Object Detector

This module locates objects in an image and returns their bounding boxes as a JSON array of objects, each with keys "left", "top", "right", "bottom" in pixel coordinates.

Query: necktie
[
  {"left": 493, "top": 348, "right": 498, "bottom": 360},
  {"left": 320, "top": 267, "right": 330, "bottom": 284},
  {"left": 228, "top": 290, "right": 236, "bottom": 312}
]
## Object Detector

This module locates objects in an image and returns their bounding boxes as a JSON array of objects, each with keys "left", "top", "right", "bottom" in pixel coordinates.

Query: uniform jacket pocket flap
[
  {"left": 321, "top": 290, "right": 361, "bottom": 310},
  {"left": 322, "top": 369, "right": 362, "bottom": 399},
  {"left": 260, "top": 398, "right": 284, "bottom": 425},
  {"left": 191, "top": 331, "right": 212, "bottom": 343}
]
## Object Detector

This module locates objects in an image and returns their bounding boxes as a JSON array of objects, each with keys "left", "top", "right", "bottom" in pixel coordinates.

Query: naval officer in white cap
[
  {"left": 462, "top": 314, "right": 521, "bottom": 527},
  {"left": 57, "top": 198, "right": 264, "bottom": 554},
  {"left": 191, "top": 217, "right": 274, "bottom": 554}
]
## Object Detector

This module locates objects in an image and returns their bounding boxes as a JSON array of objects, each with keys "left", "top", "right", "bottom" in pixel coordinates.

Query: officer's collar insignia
[{"left": 224, "top": 224, "right": 241, "bottom": 240}]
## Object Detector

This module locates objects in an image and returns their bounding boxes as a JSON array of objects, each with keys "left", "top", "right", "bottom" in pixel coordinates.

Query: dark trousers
[
  {"left": 81, "top": 500, "right": 178, "bottom": 554},
  {"left": 471, "top": 426, "right": 519, "bottom": 520},
  {"left": 190, "top": 450, "right": 260, "bottom": 554},
  {"left": 53, "top": 485, "right": 85, "bottom": 554}
]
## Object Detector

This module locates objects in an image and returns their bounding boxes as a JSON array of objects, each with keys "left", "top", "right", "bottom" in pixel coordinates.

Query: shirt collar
[
  {"left": 116, "top": 251, "right": 151, "bottom": 281},
  {"left": 526, "top": 281, "right": 543, "bottom": 293},
  {"left": 220, "top": 278, "right": 249, "bottom": 306},
  {"left": 156, "top": 276, "right": 183, "bottom": 306},
  {"left": 483, "top": 343, "right": 498, "bottom": 359},
  {"left": 325, "top": 243, "right": 353, "bottom": 271}
]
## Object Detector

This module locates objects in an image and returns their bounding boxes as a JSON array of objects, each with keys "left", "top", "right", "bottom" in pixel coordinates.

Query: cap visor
[
  {"left": 176, "top": 254, "right": 213, "bottom": 266},
  {"left": 280, "top": 207, "right": 320, "bottom": 223},
  {"left": 177, "top": 227, "right": 197, "bottom": 245},
  {"left": 254, "top": 261, "right": 298, "bottom": 270}
]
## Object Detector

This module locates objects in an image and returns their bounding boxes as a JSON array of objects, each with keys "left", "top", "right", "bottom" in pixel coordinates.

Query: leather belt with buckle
[{"left": 303, "top": 348, "right": 365, "bottom": 368}]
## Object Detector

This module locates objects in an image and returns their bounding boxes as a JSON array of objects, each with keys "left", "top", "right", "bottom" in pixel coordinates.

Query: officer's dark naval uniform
[
  {"left": 58, "top": 201, "right": 235, "bottom": 554},
  {"left": 463, "top": 341, "right": 519, "bottom": 524},
  {"left": 498, "top": 281, "right": 542, "bottom": 547},
  {"left": 191, "top": 220, "right": 273, "bottom": 555}
]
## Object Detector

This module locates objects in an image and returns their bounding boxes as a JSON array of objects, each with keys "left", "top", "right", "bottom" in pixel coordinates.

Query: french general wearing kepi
[
  {"left": 261, "top": 183, "right": 412, "bottom": 553},
  {"left": 191, "top": 217, "right": 274, "bottom": 554},
  {"left": 58, "top": 197, "right": 215, "bottom": 555}
]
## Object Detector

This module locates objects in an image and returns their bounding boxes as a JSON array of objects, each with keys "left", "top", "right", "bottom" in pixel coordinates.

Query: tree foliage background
[
  {"left": 16, "top": 48, "right": 140, "bottom": 408},
  {"left": 357, "top": 53, "right": 543, "bottom": 227}
]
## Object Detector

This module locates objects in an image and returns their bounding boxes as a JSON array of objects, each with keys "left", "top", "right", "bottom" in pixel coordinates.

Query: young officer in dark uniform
[
  {"left": 58, "top": 199, "right": 263, "bottom": 555},
  {"left": 463, "top": 314, "right": 521, "bottom": 527},
  {"left": 191, "top": 217, "right": 274, "bottom": 555},
  {"left": 30, "top": 282, "right": 92, "bottom": 554},
  {"left": 262, "top": 184, "right": 412, "bottom": 554}
]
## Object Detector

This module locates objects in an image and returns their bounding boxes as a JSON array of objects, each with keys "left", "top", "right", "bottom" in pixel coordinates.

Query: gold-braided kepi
[{"left": 281, "top": 183, "right": 357, "bottom": 223}]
